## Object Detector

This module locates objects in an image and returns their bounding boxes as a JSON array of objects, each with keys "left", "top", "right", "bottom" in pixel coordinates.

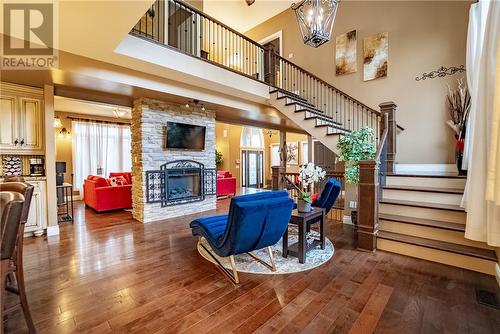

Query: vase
[
  {"left": 455, "top": 138, "right": 467, "bottom": 176},
  {"left": 297, "top": 199, "right": 312, "bottom": 213}
]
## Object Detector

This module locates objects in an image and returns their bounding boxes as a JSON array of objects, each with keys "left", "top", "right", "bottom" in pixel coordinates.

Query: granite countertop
[{"left": 0, "top": 175, "right": 47, "bottom": 182}]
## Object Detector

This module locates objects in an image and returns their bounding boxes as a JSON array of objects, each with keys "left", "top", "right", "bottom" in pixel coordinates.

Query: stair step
[
  {"left": 379, "top": 199, "right": 465, "bottom": 212},
  {"left": 286, "top": 99, "right": 316, "bottom": 109},
  {"left": 378, "top": 213, "right": 464, "bottom": 232},
  {"left": 300, "top": 110, "right": 342, "bottom": 126},
  {"left": 276, "top": 92, "right": 309, "bottom": 104},
  {"left": 269, "top": 88, "right": 304, "bottom": 101},
  {"left": 382, "top": 185, "right": 463, "bottom": 194},
  {"left": 377, "top": 231, "right": 497, "bottom": 261},
  {"left": 387, "top": 172, "right": 466, "bottom": 179}
]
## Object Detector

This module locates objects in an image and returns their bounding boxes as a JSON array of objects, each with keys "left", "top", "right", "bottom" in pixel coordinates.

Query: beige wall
[
  {"left": 54, "top": 111, "right": 130, "bottom": 192},
  {"left": 215, "top": 122, "right": 307, "bottom": 188},
  {"left": 246, "top": 1, "right": 471, "bottom": 164}
]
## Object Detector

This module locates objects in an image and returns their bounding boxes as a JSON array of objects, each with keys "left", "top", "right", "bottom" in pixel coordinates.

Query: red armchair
[
  {"left": 217, "top": 171, "right": 236, "bottom": 197},
  {"left": 83, "top": 175, "right": 132, "bottom": 212}
]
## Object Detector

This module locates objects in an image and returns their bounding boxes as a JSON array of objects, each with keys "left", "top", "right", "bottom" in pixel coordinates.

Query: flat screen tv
[{"left": 165, "top": 122, "right": 206, "bottom": 150}]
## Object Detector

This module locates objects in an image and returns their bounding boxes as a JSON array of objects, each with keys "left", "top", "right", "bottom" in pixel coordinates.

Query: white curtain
[
  {"left": 461, "top": 0, "right": 500, "bottom": 247},
  {"left": 72, "top": 121, "right": 132, "bottom": 192}
]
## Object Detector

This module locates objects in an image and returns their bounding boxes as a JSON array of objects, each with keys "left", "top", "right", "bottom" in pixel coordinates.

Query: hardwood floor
[{"left": 4, "top": 199, "right": 500, "bottom": 333}]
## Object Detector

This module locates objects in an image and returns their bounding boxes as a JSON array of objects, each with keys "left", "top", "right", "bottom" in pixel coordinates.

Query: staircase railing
[
  {"left": 266, "top": 52, "right": 381, "bottom": 135},
  {"left": 130, "top": 0, "right": 382, "bottom": 136}
]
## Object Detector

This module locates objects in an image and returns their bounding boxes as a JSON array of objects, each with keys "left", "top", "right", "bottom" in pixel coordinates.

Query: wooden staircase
[
  {"left": 376, "top": 173, "right": 497, "bottom": 275},
  {"left": 268, "top": 88, "right": 351, "bottom": 155}
]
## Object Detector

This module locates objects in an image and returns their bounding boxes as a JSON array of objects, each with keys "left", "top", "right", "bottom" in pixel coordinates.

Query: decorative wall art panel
[
  {"left": 335, "top": 30, "right": 357, "bottom": 75},
  {"left": 363, "top": 32, "right": 388, "bottom": 81}
]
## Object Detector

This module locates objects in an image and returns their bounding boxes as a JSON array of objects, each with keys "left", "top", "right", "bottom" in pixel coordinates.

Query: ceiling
[
  {"left": 203, "top": 0, "right": 293, "bottom": 33},
  {"left": 54, "top": 96, "right": 132, "bottom": 120}
]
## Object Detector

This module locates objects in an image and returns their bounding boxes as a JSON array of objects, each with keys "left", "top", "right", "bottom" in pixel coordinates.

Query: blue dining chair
[
  {"left": 190, "top": 190, "right": 294, "bottom": 283},
  {"left": 312, "top": 178, "right": 342, "bottom": 222}
]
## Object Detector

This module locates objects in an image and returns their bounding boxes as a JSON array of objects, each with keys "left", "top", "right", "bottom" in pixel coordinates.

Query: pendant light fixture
[{"left": 291, "top": 0, "right": 340, "bottom": 48}]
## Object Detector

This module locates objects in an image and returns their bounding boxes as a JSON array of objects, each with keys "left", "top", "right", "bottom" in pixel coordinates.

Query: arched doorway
[{"left": 240, "top": 127, "right": 265, "bottom": 188}]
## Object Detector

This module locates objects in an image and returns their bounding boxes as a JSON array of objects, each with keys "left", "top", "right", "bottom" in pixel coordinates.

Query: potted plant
[
  {"left": 215, "top": 150, "right": 223, "bottom": 169},
  {"left": 297, "top": 162, "right": 326, "bottom": 213},
  {"left": 336, "top": 127, "right": 376, "bottom": 225},
  {"left": 446, "top": 78, "right": 471, "bottom": 175}
]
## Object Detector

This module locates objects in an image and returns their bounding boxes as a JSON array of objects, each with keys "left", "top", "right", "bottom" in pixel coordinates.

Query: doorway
[{"left": 241, "top": 150, "right": 264, "bottom": 188}]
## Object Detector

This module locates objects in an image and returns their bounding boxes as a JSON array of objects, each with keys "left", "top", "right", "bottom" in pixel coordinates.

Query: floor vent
[{"left": 475, "top": 289, "right": 500, "bottom": 309}]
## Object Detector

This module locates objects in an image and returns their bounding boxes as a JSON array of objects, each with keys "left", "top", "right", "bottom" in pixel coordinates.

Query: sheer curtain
[
  {"left": 72, "top": 121, "right": 132, "bottom": 192},
  {"left": 461, "top": 0, "right": 500, "bottom": 246}
]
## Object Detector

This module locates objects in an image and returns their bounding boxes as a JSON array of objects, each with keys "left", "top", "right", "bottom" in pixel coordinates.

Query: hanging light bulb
[{"left": 292, "top": 0, "right": 340, "bottom": 48}]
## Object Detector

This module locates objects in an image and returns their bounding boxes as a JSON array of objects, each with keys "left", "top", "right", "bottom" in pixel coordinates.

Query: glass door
[{"left": 241, "top": 150, "right": 264, "bottom": 188}]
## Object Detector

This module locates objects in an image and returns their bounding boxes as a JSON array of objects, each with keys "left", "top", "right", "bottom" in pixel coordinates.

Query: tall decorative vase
[
  {"left": 456, "top": 138, "right": 467, "bottom": 176},
  {"left": 297, "top": 199, "right": 312, "bottom": 213}
]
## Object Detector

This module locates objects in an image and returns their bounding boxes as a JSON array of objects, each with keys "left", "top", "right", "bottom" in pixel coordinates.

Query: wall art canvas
[
  {"left": 286, "top": 142, "right": 298, "bottom": 165},
  {"left": 363, "top": 32, "right": 388, "bottom": 81},
  {"left": 335, "top": 30, "right": 357, "bottom": 75}
]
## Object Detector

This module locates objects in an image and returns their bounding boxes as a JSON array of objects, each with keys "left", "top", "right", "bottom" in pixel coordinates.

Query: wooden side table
[{"left": 282, "top": 207, "right": 326, "bottom": 264}]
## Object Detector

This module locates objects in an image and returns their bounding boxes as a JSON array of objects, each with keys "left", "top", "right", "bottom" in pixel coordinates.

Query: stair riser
[
  {"left": 379, "top": 203, "right": 466, "bottom": 224},
  {"left": 379, "top": 220, "right": 495, "bottom": 250},
  {"left": 385, "top": 176, "right": 466, "bottom": 189},
  {"left": 377, "top": 239, "right": 496, "bottom": 275},
  {"left": 382, "top": 189, "right": 462, "bottom": 206}
]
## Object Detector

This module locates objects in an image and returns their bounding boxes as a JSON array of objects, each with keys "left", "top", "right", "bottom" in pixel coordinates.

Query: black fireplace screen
[{"left": 146, "top": 160, "right": 216, "bottom": 206}]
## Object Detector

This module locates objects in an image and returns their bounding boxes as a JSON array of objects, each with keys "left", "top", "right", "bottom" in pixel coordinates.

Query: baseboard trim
[
  {"left": 343, "top": 215, "right": 353, "bottom": 225},
  {"left": 395, "top": 164, "right": 458, "bottom": 173},
  {"left": 495, "top": 263, "right": 500, "bottom": 288},
  {"left": 46, "top": 225, "right": 60, "bottom": 236}
]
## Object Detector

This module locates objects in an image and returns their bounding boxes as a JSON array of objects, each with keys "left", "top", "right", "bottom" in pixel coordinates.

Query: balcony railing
[{"left": 130, "top": 0, "right": 381, "bottom": 135}]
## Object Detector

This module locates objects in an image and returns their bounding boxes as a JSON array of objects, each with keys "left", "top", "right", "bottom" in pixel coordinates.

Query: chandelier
[{"left": 291, "top": 0, "right": 340, "bottom": 48}]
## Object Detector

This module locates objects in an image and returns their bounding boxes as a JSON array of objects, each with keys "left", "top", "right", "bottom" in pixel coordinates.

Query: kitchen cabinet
[
  {"left": 0, "top": 83, "right": 44, "bottom": 154},
  {"left": 25, "top": 180, "right": 47, "bottom": 236}
]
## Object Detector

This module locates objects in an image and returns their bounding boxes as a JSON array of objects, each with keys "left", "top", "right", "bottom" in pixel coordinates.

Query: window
[
  {"left": 240, "top": 127, "right": 264, "bottom": 148},
  {"left": 72, "top": 121, "right": 132, "bottom": 191}
]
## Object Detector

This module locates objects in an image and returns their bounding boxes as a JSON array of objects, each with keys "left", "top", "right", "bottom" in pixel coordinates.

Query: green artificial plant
[
  {"left": 336, "top": 127, "right": 376, "bottom": 184},
  {"left": 215, "top": 150, "right": 223, "bottom": 168}
]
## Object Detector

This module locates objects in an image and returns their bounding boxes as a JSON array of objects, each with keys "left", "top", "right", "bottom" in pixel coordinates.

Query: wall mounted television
[{"left": 165, "top": 122, "right": 206, "bottom": 150}]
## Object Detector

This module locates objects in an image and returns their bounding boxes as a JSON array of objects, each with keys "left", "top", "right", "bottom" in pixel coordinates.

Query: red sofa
[
  {"left": 216, "top": 171, "right": 236, "bottom": 197},
  {"left": 83, "top": 173, "right": 132, "bottom": 212}
]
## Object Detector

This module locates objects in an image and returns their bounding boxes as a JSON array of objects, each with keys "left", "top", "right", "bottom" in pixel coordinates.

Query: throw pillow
[
  {"left": 107, "top": 177, "right": 118, "bottom": 187},
  {"left": 116, "top": 176, "right": 128, "bottom": 185}
]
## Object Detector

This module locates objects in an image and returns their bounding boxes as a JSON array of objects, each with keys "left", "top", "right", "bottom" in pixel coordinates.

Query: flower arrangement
[
  {"left": 446, "top": 78, "right": 470, "bottom": 175},
  {"left": 446, "top": 78, "right": 471, "bottom": 140},
  {"left": 297, "top": 163, "right": 326, "bottom": 209},
  {"left": 336, "top": 127, "right": 376, "bottom": 184}
]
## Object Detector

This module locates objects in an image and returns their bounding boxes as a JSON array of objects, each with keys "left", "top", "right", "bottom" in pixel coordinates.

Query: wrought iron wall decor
[
  {"left": 145, "top": 160, "right": 216, "bottom": 207},
  {"left": 415, "top": 65, "right": 465, "bottom": 81}
]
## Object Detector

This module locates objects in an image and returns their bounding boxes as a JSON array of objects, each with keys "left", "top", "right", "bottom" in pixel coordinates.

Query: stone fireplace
[{"left": 131, "top": 98, "right": 216, "bottom": 223}]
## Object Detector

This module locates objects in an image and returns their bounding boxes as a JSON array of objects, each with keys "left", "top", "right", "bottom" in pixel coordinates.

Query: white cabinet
[
  {"left": 0, "top": 83, "right": 44, "bottom": 154},
  {"left": 25, "top": 180, "right": 47, "bottom": 236}
]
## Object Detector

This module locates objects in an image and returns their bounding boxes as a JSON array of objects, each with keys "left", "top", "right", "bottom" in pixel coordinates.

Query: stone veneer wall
[{"left": 131, "top": 98, "right": 216, "bottom": 223}]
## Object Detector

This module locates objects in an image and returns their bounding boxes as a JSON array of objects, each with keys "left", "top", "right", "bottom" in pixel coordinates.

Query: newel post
[
  {"left": 272, "top": 166, "right": 285, "bottom": 190},
  {"left": 379, "top": 102, "right": 397, "bottom": 173},
  {"left": 357, "top": 160, "right": 379, "bottom": 251},
  {"left": 263, "top": 44, "right": 277, "bottom": 86}
]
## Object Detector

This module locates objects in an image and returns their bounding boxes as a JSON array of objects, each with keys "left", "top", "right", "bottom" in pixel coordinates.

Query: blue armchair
[
  {"left": 190, "top": 191, "right": 294, "bottom": 283},
  {"left": 312, "top": 178, "right": 342, "bottom": 222}
]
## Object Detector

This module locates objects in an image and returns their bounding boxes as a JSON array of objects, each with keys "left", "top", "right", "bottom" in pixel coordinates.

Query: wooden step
[
  {"left": 387, "top": 172, "right": 466, "bottom": 179},
  {"left": 382, "top": 185, "right": 463, "bottom": 194},
  {"left": 379, "top": 213, "right": 464, "bottom": 232},
  {"left": 379, "top": 199, "right": 465, "bottom": 212},
  {"left": 269, "top": 88, "right": 304, "bottom": 101},
  {"left": 377, "top": 231, "right": 497, "bottom": 261}
]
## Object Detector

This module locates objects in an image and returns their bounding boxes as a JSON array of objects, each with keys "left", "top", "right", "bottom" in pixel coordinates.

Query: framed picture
[
  {"left": 363, "top": 32, "right": 388, "bottom": 81},
  {"left": 335, "top": 30, "right": 357, "bottom": 75},
  {"left": 286, "top": 141, "right": 299, "bottom": 165}
]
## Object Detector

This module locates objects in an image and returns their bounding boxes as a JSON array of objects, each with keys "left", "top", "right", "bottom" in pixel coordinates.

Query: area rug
[{"left": 197, "top": 227, "right": 334, "bottom": 274}]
